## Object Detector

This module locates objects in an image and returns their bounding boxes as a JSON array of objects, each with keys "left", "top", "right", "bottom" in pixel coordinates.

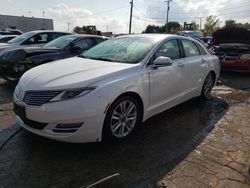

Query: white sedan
[{"left": 14, "top": 34, "right": 220, "bottom": 143}]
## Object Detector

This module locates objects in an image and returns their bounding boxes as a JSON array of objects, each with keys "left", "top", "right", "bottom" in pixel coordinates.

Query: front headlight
[{"left": 49, "top": 87, "right": 96, "bottom": 102}]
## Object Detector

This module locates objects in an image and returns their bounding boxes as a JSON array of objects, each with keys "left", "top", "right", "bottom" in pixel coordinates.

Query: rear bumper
[{"left": 220, "top": 60, "right": 250, "bottom": 73}]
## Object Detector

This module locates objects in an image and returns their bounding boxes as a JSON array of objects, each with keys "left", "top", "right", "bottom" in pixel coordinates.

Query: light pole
[
  {"left": 165, "top": 0, "right": 172, "bottom": 33},
  {"left": 67, "top": 22, "right": 70, "bottom": 32},
  {"left": 129, "top": 0, "right": 134, "bottom": 34}
]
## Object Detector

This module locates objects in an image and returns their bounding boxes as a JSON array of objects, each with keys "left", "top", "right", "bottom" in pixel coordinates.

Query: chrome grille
[{"left": 22, "top": 91, "right": 61, "bottom": 106}]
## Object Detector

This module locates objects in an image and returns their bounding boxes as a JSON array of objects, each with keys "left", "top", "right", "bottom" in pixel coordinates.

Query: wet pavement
[{"left": 0, "top": 73, "right": 250, "bottom": 188}]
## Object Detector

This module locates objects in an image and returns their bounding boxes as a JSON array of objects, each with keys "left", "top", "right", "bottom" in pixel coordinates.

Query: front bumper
[
  {"left": 0, "top": 63, "right": 24, "bottom": 79},
  {"left": 14, "top": 92, "right": 109, "bottom": 143}
]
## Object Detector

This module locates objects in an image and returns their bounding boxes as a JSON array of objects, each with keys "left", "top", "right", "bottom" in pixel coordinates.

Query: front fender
[{"left": 91, "top": 69, "right": 150, "bottom": 119}]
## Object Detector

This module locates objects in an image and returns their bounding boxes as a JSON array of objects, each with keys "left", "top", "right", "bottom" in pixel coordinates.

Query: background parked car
[
  {"left": 212, "top": 28, "right": 250, "bottom": 45},
  {"left": 201, "top": 36, "right": 213, "bottom": 48},
  {"left": 0, "top": 28, "right": 22, "bottom": 35},
  {"left": 0, "top": 30, "right": 71, "bottom": 52},
  {"left": 212, "top": 28, "right": 250, "bottom": 72},
  {"left": 213, "top": 43, "right": 250, "bottom": 72},
  {"left": 0, "top": 34, "right": 108, "bottom": 79},
  {"left": 0, "top": 35, "right": 17, "bottom": 43}
]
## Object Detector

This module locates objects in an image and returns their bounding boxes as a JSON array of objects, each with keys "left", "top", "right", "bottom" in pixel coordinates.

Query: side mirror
[{"left": 153, "top": 56, "right": 173, "bottom": 67}]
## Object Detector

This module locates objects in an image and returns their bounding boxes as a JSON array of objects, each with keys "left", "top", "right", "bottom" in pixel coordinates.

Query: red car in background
[{"left": 212, "top": 28, "right": 250, "bottom": 73}]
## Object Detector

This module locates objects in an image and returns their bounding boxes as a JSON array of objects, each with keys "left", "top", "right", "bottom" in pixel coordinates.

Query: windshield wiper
[
  {"left": 90, "top": 57, "right": 113, "bottom": 62},
  {"left": 78, "top": 54, "right": 87, "bottom": 58},
  {"left": 77, "top": 55, "right": 113, "bottom": 62}
]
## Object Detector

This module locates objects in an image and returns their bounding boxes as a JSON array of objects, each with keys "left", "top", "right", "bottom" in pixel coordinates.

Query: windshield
[
  {"left": 7, "top": 31, "right": 35, "bottom": 44},
  {"left": 82, "top": 37, "right": 156, "bottom": 64},
  {"left": 44, "top": 35, "right": 77, "bottom": 49}
]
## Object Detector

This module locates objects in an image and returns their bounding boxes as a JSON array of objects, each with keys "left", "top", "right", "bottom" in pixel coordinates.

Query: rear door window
[{"left": 182, "top": 39, "right": 200, "bottom": 57}]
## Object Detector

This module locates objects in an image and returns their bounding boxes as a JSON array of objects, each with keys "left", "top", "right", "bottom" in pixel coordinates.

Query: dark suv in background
[{"left": 0, "top": 34, "right": 108, "bottom": 80}]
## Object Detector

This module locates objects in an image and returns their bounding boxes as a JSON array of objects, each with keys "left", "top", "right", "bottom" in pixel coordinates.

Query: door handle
[
  {"left": 177, "top": 63, "right": 184, "bottom": 67},
  {"left": 201, "top": 58, "right": 207, "bottom": 63}
]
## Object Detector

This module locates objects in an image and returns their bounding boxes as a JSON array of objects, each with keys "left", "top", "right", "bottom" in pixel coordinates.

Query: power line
[
  {"left": 136, "top": 9, "right": 250, "bottom": 21},
  {"left": 133, "top": 5, "right": 145, "bottom": 17},
  {"left": 146, "top": 3, "right": 250, "bottom": 16}
]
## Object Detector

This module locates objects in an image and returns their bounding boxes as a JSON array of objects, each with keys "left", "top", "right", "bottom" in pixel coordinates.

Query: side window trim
[
  {"left": 193, "top": 41, "right": 207, "bottom": 55},
  {"left": 177, "top": 39, "right": 185, "bottom": 58}
]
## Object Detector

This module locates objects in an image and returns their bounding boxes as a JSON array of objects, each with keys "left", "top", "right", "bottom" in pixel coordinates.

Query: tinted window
[
  {"left": 7, "top": 31, "right": 35, "bottom": 44},
  {"left": 182, "top": 40, "right": 200, "bottom": 57},
  {"left": 155, "top": 39, "right": 180, "bottom": 60},
  {"left": 50, "top": 33, "right": 66, "bottom": 41},
  {"left": 44, "top": 35, "right": 77, "bottom": 49},
  {"left": 95, "top": 38, "right": 107, "bottom": 44},
  {"left": 74, "top": 38, "right": 95, "bottom": 51},
  {"left": 24, "top": 33, "right": 49, "bottom": 45},
  {"left": 0, "top": 37, "right": 14, "bottom": 43}
]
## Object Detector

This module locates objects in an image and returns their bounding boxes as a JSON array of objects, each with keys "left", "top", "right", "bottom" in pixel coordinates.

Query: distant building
[{"left": 0, "top": 14, "right": 53, "bottom": 32}]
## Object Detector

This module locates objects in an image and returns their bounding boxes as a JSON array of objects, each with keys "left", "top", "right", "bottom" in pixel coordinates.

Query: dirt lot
[{"left": 0, "top": 72, "right": 250, "bottom": 188}]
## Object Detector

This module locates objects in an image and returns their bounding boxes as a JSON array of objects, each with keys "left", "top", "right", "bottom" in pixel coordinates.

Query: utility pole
[
  {"left": 67, "top": 22, "right": 70, "bottom": 32},
  {"left": 165, "top": 0, "right": 172, "bottom": 33},
  {"left": 42, "top": 11, "right": 45, "bottom": 30},
  {"left": 199, "top": 17, "right": 202, "bottom": 30},
  {"left": 129, "top": 0, "right": 134, "bottom": 34}
]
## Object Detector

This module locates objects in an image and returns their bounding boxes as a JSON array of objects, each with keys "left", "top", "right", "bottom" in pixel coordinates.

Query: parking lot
[{"left": 0, "top": 72, "right": 249, "bottom": 188}]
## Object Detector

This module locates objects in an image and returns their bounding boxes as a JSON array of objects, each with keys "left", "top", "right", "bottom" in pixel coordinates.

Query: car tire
[
  {"left": 200, "top": 73, "right": 215, "bottom": 100},
  {"left": 102, "top": 95, "right": 142, "bottom": 142}
]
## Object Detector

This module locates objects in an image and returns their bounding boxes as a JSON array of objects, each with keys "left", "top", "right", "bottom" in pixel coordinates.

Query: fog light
[
  {"left": 53, "top": 123, "right": 83, "bottom": 133},
  {"left": 56, "top": 123, "right": 83, "bottom": 128}
]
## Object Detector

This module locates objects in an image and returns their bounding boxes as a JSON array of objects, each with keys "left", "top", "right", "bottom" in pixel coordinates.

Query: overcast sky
[{"left": 0, "top": 0, "right": 249, "bottom": 33}]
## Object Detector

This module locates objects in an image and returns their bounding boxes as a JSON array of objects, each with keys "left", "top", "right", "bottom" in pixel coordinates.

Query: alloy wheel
[
  {"left": 110, "top": 100, "right": 137, "bottom": 138},
  {"left": 203, "top": 74, "right": 214, "bottom": 99}
]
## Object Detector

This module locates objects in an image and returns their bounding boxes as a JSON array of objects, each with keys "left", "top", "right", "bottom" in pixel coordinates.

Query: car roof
[
  {"left": 26, "top": 30, "right": 72, "bottom": 34},
  {"left": 117, "top": 33, "right": 197, "bottom": 42},
  {"left": 69, "top": 34, "right": 109, "bottom": 39}
]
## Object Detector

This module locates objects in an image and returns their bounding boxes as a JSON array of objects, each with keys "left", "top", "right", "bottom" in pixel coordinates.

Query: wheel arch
[
  {"left": 208, "top": 70, "right": 216, "bottom": 85},
  {"left": 113, "top": 91, "right": 144, "bottom": 119}
]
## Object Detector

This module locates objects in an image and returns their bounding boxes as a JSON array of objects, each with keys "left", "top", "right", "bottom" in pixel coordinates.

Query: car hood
[
  {"left": 0, "top": 47, "right": 60, "bottom": 65},
  {"left": 19, "top": 57, "right": 140, "bottom": 90}
]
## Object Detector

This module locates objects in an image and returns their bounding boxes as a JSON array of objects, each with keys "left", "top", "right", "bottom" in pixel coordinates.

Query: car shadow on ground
[{"left": 0, "top": 96, "right": 228, "bottom": 188}]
